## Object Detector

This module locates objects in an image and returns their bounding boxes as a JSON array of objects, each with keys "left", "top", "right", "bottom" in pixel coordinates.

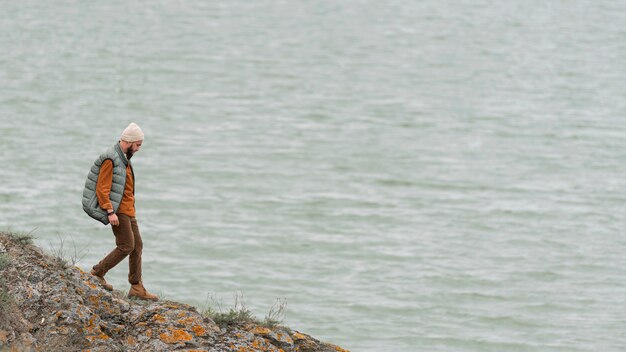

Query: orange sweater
[{"left": 96, "top": 159, "right": 136, "bottom": 217}]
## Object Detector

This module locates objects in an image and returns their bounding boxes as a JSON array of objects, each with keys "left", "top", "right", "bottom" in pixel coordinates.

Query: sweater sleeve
[{"left": 96, "top": 160, "right": 114, "bottom": 212}]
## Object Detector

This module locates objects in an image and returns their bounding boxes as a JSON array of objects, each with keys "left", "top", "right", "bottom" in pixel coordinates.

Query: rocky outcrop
[{"left": 0, "top": 232, "right": 349, "bottom": 352}]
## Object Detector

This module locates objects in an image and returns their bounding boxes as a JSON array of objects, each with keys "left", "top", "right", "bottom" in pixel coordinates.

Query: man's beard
[{"left": 126, "top": 150, "right": 134, "bottom": 160}]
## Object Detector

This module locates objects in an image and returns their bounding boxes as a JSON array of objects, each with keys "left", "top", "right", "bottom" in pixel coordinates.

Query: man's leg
[
  {"left": 92, "top": 214, "right": 135, "bottom": 277},
  {"left": 128, "top": 217, "right": 143, "bottom": 285},
  {"left": 126, "top": 217, "right": 158, "bottom": 301}
]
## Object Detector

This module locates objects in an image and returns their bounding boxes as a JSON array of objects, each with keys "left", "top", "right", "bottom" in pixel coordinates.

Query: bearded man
[{"left": 82, "top": 122, "right": 158, "bottom": 301}]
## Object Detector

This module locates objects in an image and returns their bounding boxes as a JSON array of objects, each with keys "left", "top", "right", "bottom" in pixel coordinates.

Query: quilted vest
[{"left": 82, "top": 142, "right": 132, "bottom": 225}]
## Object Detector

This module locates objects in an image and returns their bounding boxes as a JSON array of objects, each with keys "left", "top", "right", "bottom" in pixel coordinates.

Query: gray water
[{"left": 2, "top": 1, "right": 626, "bottom": 351}]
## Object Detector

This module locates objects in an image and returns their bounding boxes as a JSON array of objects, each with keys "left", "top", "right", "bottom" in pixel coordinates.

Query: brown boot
[
  {"left": 128, "top": 282, "right": 158, "bottom": 301},
  {"left": 90, "top": 269, "right": 113, "bottom": 291}
]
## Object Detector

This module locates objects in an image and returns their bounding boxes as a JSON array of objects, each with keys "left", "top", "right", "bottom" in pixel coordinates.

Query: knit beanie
[{"left": 121, "top": 122, "right": 144, "bottom": 142}]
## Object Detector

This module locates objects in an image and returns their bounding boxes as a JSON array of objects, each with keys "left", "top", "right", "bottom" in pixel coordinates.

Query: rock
[
  {"left": 0, "top": 232, "right": 350, "bottom": 352},
  {"left": 0, "top": 330, "right": 9, "bottom": 345}
]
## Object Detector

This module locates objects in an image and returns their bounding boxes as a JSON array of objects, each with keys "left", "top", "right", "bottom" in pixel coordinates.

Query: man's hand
[{"left": 108, "top": 213, "right": 119, "bottom": 226}]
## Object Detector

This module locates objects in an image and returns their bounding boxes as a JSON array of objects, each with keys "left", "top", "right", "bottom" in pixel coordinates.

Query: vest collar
[{"left": 115, "top": 142, "right": 129, "bottom": 166}]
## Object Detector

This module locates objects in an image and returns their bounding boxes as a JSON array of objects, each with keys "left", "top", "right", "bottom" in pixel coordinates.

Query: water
[{"left": 2, "top": 1, "right": 626, "bottom": 351}]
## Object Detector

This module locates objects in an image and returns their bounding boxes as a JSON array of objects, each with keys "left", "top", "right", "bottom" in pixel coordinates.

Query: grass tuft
[
  {"left": 202, "top": 292, "right": 260, "bottom": 328},
  {"left": 1, "top": 228, "right": 37, "bottom": 246},
  {"left": 201, "top": 293, "right": 289, "bottom": 329},
  {"left": 155, "top": 290, "right": 169, "bottom": 301}
]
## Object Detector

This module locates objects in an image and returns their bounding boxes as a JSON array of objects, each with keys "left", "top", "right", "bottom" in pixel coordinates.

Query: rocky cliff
[{"left": 0, "top": 232, "right": 349, "bottom": 352}]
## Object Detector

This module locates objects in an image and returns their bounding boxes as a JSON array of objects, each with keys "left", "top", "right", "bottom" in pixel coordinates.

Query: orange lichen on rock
[
  {"left": 275, "top": 333, "right": 293, "bottom": 343},
  {"left": 333, "top": 345, "right": 350, "bottom": 352},
  {"left": 292, "top": 332, "right": 307, "bottom": 340},
  {"left": 87, "top": 296, "right": 98, "bottom": 307},
  {"left": 159, "top": 329, "right": 193, "bottom": 344},
  {"left": 240, "top": 337, "right": 275, "bottom": 352},
  {"left": 152, "top": 314, "right": 167, "bottom": 323},
  {"left": 126, "top": 336, "right": 137, "bottom": 346},
  {"left": 83, "top": 316, "right": 110, "bottom": 342},
  {"left": 191, "top": 325, "right": 206, "bottom": 336},
  {"left": 251, "top": 326, "right": 272, "bottom": 336},
  {"left": 85, "top": 331, "right": 110, "bottom": 342},
  {"left": 177, "top": 316, "right": 202, "bottom": 327}
]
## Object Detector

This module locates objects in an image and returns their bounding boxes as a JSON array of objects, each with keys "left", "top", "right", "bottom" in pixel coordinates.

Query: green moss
[
  {"left": 0, "top": 278, "right": 12, "bottom": 323},
  {"left": 0, "top": 253, "right": 9, "bottom": 270},
  {"left": 0, "top": 287, "right": 10, "bottom": 308}
]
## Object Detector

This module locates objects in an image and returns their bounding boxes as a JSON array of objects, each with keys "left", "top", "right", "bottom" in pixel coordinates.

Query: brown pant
[{"left": 92, "top": 214, "right": 143, "bottom": 285}]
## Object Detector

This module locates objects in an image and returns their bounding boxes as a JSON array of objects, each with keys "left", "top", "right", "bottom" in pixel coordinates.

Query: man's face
[{"left": 126, "top": 140, "right": 143, "bottom": 159}]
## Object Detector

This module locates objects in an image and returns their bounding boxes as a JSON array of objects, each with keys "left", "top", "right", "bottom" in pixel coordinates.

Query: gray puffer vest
[{"left": 82, "top": 143, "right": 133, "bottom": 225}]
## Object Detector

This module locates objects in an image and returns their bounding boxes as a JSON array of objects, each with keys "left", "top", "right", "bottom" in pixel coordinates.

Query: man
[{"left": 82, "top": 122, "right": 158, "bottom": 301}]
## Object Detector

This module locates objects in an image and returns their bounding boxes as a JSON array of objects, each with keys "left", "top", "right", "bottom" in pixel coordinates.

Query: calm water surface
[{"left": 1, "top": 1, "right": 626, "bottom": 351}]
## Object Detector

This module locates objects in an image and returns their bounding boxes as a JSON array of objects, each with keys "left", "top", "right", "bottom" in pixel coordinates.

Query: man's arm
[{"left": 96, "top": 160, "right": 119, "bottom": 226}]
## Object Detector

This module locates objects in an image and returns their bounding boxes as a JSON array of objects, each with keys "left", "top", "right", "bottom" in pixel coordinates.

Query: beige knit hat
[{"left": 121, "top": 122, "right": 144, "bottom": 142}]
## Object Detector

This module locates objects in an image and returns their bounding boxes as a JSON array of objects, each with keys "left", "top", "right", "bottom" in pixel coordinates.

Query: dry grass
[
  {"left": 263, "top": 298, "right": 287, "bottom": 328},
  {"left": 47, "top": 233, "right": 88, "bottom": 269}
]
